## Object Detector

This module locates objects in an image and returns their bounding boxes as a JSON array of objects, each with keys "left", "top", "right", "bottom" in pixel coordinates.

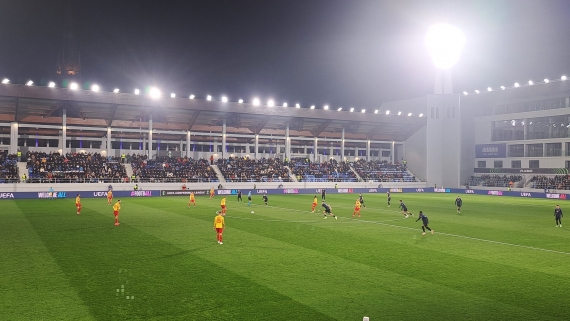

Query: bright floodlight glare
[
  {"left": 487, "top": 87, "right": 492, "bottom": 92},
  {"left": 26, "top": 80, "right": 33, "bottom": 86},
  {"left": 113, "top": 88, "right": 119, "bottom": 93},
  {"left": 544, "top": 78, "right": 550, "bottom": 83},
  {"left": 91, "top": 84, "right": 100, "bottom": 92},
  {"left": 149, "top": 87, "right": 161, "bottom": 98},
  {"left": 70, "top": 82, "right": 78, "bottom": 90},
  {"left": 500, "top": 86, "right": 505, "bottom": 90},
  {"left": 206, "top": 95, "right": 212, "bottom": 101},
  {"left": 338, "top": 107, "right": 342, "bottom": 111},
  {"left": 514, "top": 82, "right": 520, "bottom": 88},
  {"left": 238, "top": 99, "right": 243, "bottom": 103},
  {"left": 267, "top": 99, "right": 275, "bottom": 107},
  {"left": 295, "top": 103, "right": 300, "bottom": 108},
  {"left": 425, "top": 23, "right": 466, "bottom": 70},
  {"left": 408, "top": 112, "right": 412, "bottom": 116},
  {"left": 283, "top": 102, "right": 288, "bottom": 107},
  {"left": 374, "top": 110, "right": 378, "bottom": 114},
  {"left": 350, "top": 108, "right": 354, "bottom": 112},
  {"left": 324, "top": 105, "right": 329, "bottom": 110},
  {"left": 48, "top": 82, "right": 56, "bottom": 88},
  {"left": 2, "top": 78, "right": 9, "bottom": 84},
  {"left": 221, "top": 96, "right": 228, "bottom": 102},
  {"left": 252, "top": 98, "right": 260, "bottom": 106},
  {"left": 475, "top": 90, "right": 480, "bottom": 94},
  {"left": 419, "top": 113, "right": 424, "bottom": 117},
  {"left": 189, "top": 94, "right": 195, "bottom": 99},
  {"left": 397, "top": 111, "right": 402, "bottom": 115},
  {"left": 134, "top": 89, "right": 140, "bottom": 95},
  {"left": 528, "top": 80, "right": 534, "bottom": 85},
  {"left": 462, "top": 91, "right": 468, "bottom": 95},
  {"left": 562, "top": 75, "right": 567, "bottom": 81},
  {"left": 361, "top": 109, "right": 366, "bottom": 113},
  {"left": 171, "top": 93, "right": 176, "bottom": 98},
  {"left": 386, "top": 110, "right": 390, "bottom": 115},
  {"left": 310, "top": 105, "right": 315, "bottom": 109}
]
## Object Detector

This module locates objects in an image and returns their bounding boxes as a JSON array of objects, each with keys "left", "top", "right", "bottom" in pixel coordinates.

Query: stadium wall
[{"left": 402, "top": 126, "right": 426, "bottom": 181}]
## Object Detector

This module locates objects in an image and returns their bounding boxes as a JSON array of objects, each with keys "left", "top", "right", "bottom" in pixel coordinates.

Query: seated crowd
[
  {"left": 0, "top": 151, "right": 18, "bottom": 182},
  {"left": 466, "top": 175, "right": 522, "bottom": 188},
  {"left": 26, "top": 151, "right": 127, "bottom": 182},
  {"left": 131, "top": 155, "right": 217, "bottom": 182},
  {"left": 530, "top": 175, "right": 570, "bottom": 190},
  {"left": 352, "top": 159, "right": 417, "bottom": 182},
  {"left": 216, "top": 157, "right": 290, "bottom": 182},
  {"left": 291, "top": 158, "right": 357, "bottom": 182}
]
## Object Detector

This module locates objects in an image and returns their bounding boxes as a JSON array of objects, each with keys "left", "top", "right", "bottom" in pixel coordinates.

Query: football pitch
[{"left": 2, "top": 193, "right": 570, "bottom": 320}]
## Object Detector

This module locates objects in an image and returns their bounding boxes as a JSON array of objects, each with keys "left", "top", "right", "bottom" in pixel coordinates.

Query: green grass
[{"left": 2, "top": 193, "right": 570, "bottom": 320}]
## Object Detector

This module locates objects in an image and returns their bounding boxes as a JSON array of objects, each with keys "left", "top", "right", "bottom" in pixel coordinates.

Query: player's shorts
[
  {"left": 402, "top": 207, "right": 408, "bottom": 212},
  {"left": 221, "top": 205, "right": 226, "bottom": 210},
  {"left": 325, "top": 209, "right": 331, "bottom": 214},
  {"left": 387, "top": 198, "right": 391, "bottom": 201},
  {"left": 190, "top": 198, "right": 195, "bottom": 202},
  {"left": 354, "top": 207, "right": 360, "bottom": 211},
  {"left": 248, "top": 197, "right": 252, "bottom": 201},
  {"left": 76, "top": 203, "right": 81, "bottom": 207},
  {"left": 108, "top": 197, "right": 112, "bottom": 200},
  {"left": 216, "top": 228, "right": 223, "bottom": 233},
  {"left": 114, "top": 210, "right": 119, "bottom": 216},
  {"left": 359, "top": 200, "right": 364, "bottom": 204}
]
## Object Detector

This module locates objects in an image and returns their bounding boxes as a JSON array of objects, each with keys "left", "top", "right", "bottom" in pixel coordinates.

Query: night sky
[{"left": 1, "top": 0, "right": 570, "bottom": 109}]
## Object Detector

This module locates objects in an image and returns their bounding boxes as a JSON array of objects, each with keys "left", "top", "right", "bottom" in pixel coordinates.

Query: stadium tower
[{"left": 56, "top": 0, "right": 81, "bottom": 76}]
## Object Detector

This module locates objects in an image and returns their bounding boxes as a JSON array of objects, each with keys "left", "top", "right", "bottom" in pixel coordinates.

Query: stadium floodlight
[
  {"left": 238, "top": 99, "right": 243, "bottom": 103},
  {"left": 419, "top": 113, "right": 424, "bottom": 117},
  {"left": 283, "top": 102, "right": 288, "bottom": 107},
  {"left": 221, "top": 96, "right": 228, "bottom": 102},
  {"left": 26, "top": 80, "right": 33, "bottom": 86},
  {"left": 361, "top": 109, "right": 366, "bottom": 113},
  {"left": 113, "top": 88, "right": 120, "bottom": 93},
  {"left": 267, "top": 99, "right": 275, "bottom": 107},
  {"left": 397, "top": 111, "right": 402, "bottom": 115},
  {"left": 48, "top": 82, "right": 56, "bottom": 88},
  {"left": 528, "top": 80, "right": 534, "bottom": 85},
  {"left": 69, "top": 82, "right": 78, "bottom": 90},
  {"left": 386, "top": 110, "right": 390, "bottom": 115},
  {"left": 189, "top": 94, "right": 195, "bottom": 99},
  {"left": 338, "top": 107, "right": 342, "bottom": 111},
  {"left": 310, "top": 105, "right": 315, "bottom": 109},
  {"left": 295, "top": 103, "right": 300, "bottom": 108},
  {"left": 252, "top": 98, "right": 260, "bottom": 106},
  {"left": 408, "top": 112, "right": 412, "bottom": 116},
  {"left": 134, "top": 88, "right": 140, "bottom": 95},
  {"left": 374, "top": 110, "right": 378, "bottom": 114},
  {"left": 91, "top": 84, "right": 100, "bottom": 92},
  {"left": 171, "top": 93, "right": 176, "bottom": 98},
  {"left": 324, "top": 105, "right": 329, "bottom": 110},
  {"left": 562, "top": 75, "right": 567, "bottom": 81},
  {"left": 462, "top": 91, "right": 468, "bottom": 95},
  {"left": 544, "top": 78, "right": 550, "bottom": 83},
  {"left": 206, "top": 95, "right": 212, "bottom": 101},
  {"left": 350, "top": 108, "right": 354, "bottom": 112},
  {"left": 425, "top": 23, "right": 465, "bottom": 70},
  {"left": 487, "top": 87, "right": 492, "bottom": 92},
  {"left": 500, "top": 86, "right": 505, "bottom": 90},
  {"left": 514, "top": 82, "right": 520, "bottom": 88},
  {"left": 149, "top": 87, "right": 161, "bottom": 98},
  {"left": 2, "top": 78, "right": 9, "bottom": 84},
  {"left": 475, "top": 90, "right": 480, "bottom": 94}
]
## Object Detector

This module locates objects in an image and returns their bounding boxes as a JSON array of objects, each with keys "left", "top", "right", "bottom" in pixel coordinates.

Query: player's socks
[
  {"left": 421, "top": 226, "right": 425, "bottom": 232},
  {"left": 334, "top": 215, "right": 337, "bottom": 220},
  {"left": 431, "top": 229, "right": 434, "bottom": 234}
]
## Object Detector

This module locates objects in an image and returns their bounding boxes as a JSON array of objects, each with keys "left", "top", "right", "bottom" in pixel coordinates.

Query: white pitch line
[{"left": 233, "top": 202, "right": 570, "bottom": 256}]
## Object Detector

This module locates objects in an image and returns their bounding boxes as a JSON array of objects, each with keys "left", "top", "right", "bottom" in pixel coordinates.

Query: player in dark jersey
[
  {"left": 399, "top": 200, "right": 412, "bottom": 218},
  {"left": 387, "top": 191, "right": 391, "bottom": 207},
  {"left": 321, "top": 188, "right": 326, "bottom": 201},
  {"left": 237, "top": 190, "right": 242, "bottom": 202},
  {"left": 262, "top": 194, "right": 268, "bottom": 206},
  {"left": 455, "top": 196, "right": 463, "bottom": 213},
  {"left": 555, "top": 205, "right": 563, "bottom": 227},
  {"left": 321, "top": 201, "right": 337, "bottom": 220},
  {"left": 416, "top": 211, "right": 433, "bottom": 235},
  {"left": 358, "top": 193, "right": 366, "bottom": 208}
]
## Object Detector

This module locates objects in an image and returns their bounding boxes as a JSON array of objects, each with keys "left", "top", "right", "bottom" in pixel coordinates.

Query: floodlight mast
[{"left": 426, "top": 23, "right": 465, "bottom": 94}]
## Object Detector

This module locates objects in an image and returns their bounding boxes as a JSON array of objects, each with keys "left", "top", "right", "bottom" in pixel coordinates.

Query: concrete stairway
[
  {"left": 284, "top": 166, "right": 298, "bottom": 182},
  {"left": 17, "top": 162, "right": 27, "bottom": 180},
  {"left": 210, "top": 164, "right": 226, "bottom": 183},
  {"left": 349, "top": 165, "right": 364, "bottom": 182},
  {"left": 124, "top": 163, "right": 134, "bottom": 179}
]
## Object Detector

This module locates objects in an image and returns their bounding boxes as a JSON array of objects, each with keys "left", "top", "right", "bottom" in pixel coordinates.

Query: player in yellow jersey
[
  {"left": 113, "top": 200, "right": 122, "bottom": 226},
  {"left": 188, "top": 192, "right": 196, "bottom": 207},
  {"left": 353, "top": 198, "right": 361, "bottom": 218},
  {"left": 311, "top": 195, "right": 318, "bottom": 212},
  {"left": 210, "top": 187, "right": 215, "bottom": 199},
  {"left": 75, "top": 194, "right": 82, "bottom": 215},
  {"left": 220, "top": 196, "right": 227, "bottom": 215},
  {"left": 213, "top": 211, "right": 225, "bottom": 244},
  {"left": 107, "top": 190, "right": 113, "bottom": 205}
]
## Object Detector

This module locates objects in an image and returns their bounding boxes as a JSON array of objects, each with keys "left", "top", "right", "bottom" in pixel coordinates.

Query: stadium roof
[{"left": 0, "top": 84, "right": 425, "bottom": 143}]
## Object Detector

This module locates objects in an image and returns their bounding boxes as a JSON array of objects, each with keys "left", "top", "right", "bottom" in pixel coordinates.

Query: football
[{"left": 251, "top": 211, "right": 254, "bottom": 214}]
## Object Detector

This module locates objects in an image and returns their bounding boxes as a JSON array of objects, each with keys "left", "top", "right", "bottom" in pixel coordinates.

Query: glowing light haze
[{"left": 425, "top": 23, "right": 465, "bottom": 70}]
